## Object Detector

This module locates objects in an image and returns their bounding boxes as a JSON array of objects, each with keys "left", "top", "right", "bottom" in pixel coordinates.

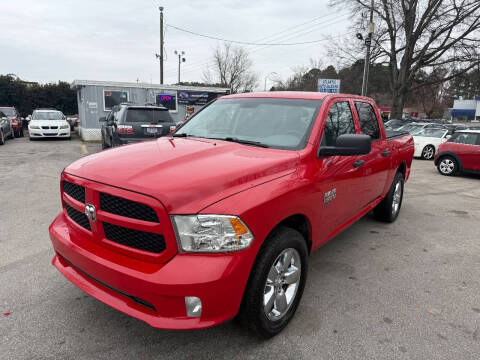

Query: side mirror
[
  {"left": 99, "top": 116, "right": 106, "bottom": 122},
  {"left": 318, "top": 134, "right": 371, "bottom": 157}
]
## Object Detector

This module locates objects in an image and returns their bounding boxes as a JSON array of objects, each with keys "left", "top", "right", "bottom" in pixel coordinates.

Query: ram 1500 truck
[{"left": 49, "top": 92, "right": 414, "bottom": 337}]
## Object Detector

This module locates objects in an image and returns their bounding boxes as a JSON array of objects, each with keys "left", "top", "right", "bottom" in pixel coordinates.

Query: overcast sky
[{"left": 0, "top": 0, "right": 351, "bottom": 89}]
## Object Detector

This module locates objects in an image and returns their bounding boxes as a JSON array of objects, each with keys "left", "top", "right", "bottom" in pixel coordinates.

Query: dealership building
[
  {"left": 71, "top": 80, "right": 230, "bottom": 141},
  {"left": 448, "top": 96, "right": 480, "bottom": 122}
]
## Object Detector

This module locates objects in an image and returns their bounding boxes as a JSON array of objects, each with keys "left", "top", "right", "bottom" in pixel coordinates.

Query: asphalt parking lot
[{"left": 1, "top": 134, "right": 479, "bottom": 360}]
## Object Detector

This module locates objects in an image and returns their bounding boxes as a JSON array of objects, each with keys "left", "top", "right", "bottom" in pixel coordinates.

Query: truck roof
[{"left": 221, "top": 91, "right": 374, "bottom": 101}]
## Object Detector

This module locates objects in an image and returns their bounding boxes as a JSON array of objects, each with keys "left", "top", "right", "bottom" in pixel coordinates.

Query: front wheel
[
  {"left": 237, "top": 227, "right": 308, "bottom": 338},
  {"left": 373, "top": 172, "right": 404, "bottom": 223}
]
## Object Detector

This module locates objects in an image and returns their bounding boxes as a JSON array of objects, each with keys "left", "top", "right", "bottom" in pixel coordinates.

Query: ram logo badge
[
  {"left": 324, "top": 189, "right": 336, "bottom": 206},
  {"left": 85, "top": 203, "right": 96, "bottom": 222}
]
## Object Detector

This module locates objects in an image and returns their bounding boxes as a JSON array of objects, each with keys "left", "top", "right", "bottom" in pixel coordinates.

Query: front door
[
  {"left": 314, "top": 100, "right": 365, "bottom": 242},
  {"left": 455, "top": 133, "right": 480, "bottom": 171}
]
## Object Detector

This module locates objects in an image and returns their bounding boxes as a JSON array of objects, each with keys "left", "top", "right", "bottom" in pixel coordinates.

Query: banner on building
[{"left": 178, "top": 91, "right": 217, "bottom": 105}]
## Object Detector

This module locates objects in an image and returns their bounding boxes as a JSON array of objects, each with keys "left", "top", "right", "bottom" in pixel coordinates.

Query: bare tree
[
  {"left": 330, "top": 0, "right": 480, "bottom": 118},
  {"left": 203, "top": 44, "right": 258, "bottom": 93}
]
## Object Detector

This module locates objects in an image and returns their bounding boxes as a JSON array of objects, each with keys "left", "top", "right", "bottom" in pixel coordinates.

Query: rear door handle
[
  {"left": 353, "top": 160, "right": 365, "bottom": 168},
  {"left": 382, "top": 150, "right": 391, "bottom": 157}
]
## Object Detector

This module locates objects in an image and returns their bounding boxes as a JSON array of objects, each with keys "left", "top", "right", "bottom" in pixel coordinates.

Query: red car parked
[
  {"left": 0, "top": 106, "right": 24, "bottom": 137},
  {"left": 49, "top": 92, "right": 414, "bottom": 337},
  {"left": 434, "top": 130, "right": 480, "bottom": 176}
]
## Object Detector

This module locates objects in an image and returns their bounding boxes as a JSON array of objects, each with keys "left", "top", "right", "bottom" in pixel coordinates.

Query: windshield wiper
[
  {"left": 208, "top": 137, "right": 270, "bottom": 148},
  {"left": 172, "top": 133, "right": 188, "bottom": 137}
]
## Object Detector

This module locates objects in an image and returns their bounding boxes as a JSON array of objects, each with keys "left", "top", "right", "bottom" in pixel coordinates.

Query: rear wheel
[
  {"left": 421, "top": 145, "right": 435, "bottom": 160},
  {"left": 237, "top": 227, "right": 308, "bottom": 338},
  {"left": 9, "top": 125, "right": 15, "bottom": 139},
  {"left": 374, "top": 172, "right": 404, "bottom": 223},
  {"left": 0, "top": 130, "right": 5, "bottom": 145},
  {"left": 437, "top": 156, "right": 458, "bottom": 176}
]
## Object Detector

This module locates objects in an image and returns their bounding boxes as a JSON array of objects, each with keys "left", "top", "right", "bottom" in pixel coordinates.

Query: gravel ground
[{"left": 1, "top": 134, "right": 479, "bottom": 360}]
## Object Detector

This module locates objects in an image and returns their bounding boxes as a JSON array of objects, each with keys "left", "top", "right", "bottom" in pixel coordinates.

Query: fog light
[{"left": 185, "top": 296, "right": 202, "bottom": 317}]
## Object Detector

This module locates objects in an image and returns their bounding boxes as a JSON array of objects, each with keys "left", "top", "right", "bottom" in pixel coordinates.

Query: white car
[
  {"left": 413, "top": 128, "right": 449, "bottom": 160},
  {"left": 28, "top": 109, "right": 71, "bottom": 140}
]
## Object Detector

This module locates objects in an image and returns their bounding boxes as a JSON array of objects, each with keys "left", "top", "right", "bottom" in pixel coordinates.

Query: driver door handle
[{"left": 353, "top": 160, "right": 365, "bottom": 168}]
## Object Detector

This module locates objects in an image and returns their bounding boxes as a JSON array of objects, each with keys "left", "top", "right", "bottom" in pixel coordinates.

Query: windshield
[
  {"left": 0, "top": 108, "right": 15, "bottom": 116},
  {"left": 414, "top": 128, "right": 446, "bottom": 138},
  {"left": 126, "top": 108, "right": 173, "bottom": 123},
  {"left": 175, "top": 98, "right": 321, "bottom": 149},
  {"left": 397, "top": 124, "right": 421, "bottom": 133},
  {"left": 33, "top": 111, "right": 63, "bottom": 120}
]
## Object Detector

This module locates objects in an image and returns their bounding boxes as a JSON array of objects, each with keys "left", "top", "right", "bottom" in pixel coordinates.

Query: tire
[
  {"left": 9, "top": 126, "right": 15, "bottom": 139},
  {"left": 14, "top": 129, "right": 20, "bottom": 138},
  {"left": 101, "top": 137, "right": 107, "bottom": 149},
  {"left": 20, "top": 127, "right": 24, "bottom": 137},
  {"left": 421, "top": 145, "right": 435, "bottom": 160},
  {"left": 0, "top": 130, "right": 4, "bottom": 145},
  {"left": 437, "top": 156, "right": 458, "bottom": 176},
  {"left": 237, "top": 226, "right": 308, "bottom": 338},
  {"left": 373, "top": 172, "right": 404, "bottom": 223}
]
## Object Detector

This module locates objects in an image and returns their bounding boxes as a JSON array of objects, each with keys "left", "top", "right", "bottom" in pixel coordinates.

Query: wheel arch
[{"left": 269, "top": 214, "right": 312, "bottom": 254}]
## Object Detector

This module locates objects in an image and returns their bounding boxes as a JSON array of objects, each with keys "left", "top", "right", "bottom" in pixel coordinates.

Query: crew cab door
[
  {"left": 315, "top": 100, "right": 365, "bottom": 236},
  {"left": 353, "top": 101, "right": 389, "bottom": 206}
]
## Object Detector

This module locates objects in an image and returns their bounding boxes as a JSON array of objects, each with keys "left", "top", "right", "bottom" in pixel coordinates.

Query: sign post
[{"left": 317, "top": 79, "right": 341, "bottom": 93}]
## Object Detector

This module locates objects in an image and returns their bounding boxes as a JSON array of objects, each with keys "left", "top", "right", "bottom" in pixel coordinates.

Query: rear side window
[
  {"left": 449, "top": 133, "right": 479, "bottom": 145},
  {"left": 355, "top": 102, "right": 380, "bottom": 140},
  {"left": 322, "top": 101, "right": 356, "bottom": 146},
  {"left": 126, "top": 109, "right": 173, "bottom": 123}
]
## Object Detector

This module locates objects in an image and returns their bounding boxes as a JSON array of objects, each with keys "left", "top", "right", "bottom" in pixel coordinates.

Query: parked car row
[{"left": 0, "top": 110, "right": 15, "bottom": 145}]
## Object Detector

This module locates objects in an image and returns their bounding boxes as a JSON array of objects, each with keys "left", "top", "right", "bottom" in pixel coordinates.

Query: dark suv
[{"left": 100, "top": 104, "right": 176, "bottom": 149}]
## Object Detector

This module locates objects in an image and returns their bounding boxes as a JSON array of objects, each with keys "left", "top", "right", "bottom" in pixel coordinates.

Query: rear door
[
  {"left": 354, "top": 101, "right": 390, "bottom": 206},
  {"left": 125, "top": 107, "right": 175, "bottom": 139}
]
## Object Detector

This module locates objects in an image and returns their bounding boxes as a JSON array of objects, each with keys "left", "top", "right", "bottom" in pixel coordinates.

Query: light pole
[
  {"left": 358, "top": 0, "right": 374, "bottom": 96},
  {"left": 154, "top": 6, "right": 164, "bottom": 85},
  {"left": 174, "top": 50, "right": 186, "bottom": 84},
  {"left": 264, "top": 72, "right": 278, "bottom": 91}
]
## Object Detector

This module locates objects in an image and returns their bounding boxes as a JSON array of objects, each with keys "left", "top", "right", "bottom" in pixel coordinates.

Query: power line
[
  {"left": 173, "top": 13, "right": 350, "bottom": 75},
  {"left": 165, "top": 23, "right": 345, "bottom": 46}
]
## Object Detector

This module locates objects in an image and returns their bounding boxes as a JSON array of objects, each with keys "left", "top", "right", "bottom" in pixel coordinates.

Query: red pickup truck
[{"left": 49, "top": 92, "right": 414, "bottom": 337}]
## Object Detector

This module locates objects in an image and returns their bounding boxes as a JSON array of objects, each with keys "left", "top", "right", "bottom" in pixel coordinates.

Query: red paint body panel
[
  {"left": 435, "top": 138, "right": 480, "bottom": 172},
  {"left": 49, "top": 92, "right": 414, "bottom": 330}
]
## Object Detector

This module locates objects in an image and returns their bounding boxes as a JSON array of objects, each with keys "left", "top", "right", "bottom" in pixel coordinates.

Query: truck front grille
[
  {"left": 103, "top": 222, "right": 166, "bottom": 253},
  {"left": 100, "top": 193, "right": 159, "bottom": 222},
  {"left": 64, "top": 202, "right": 91, "bottom": 231},
  {"left": 63, "top": 180, "right": 85, "bottom": 203}
]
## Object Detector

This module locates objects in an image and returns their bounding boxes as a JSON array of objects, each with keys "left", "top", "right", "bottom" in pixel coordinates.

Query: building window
[
  {"left": 103, "top": 90, "right": 129, "bottom": 111},
  {"left": 156, "top": 91, "right": 177, "bottom": 112}
]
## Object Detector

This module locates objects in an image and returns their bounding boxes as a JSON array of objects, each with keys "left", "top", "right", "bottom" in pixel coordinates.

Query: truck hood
[{"left": 65, "top": 137, "right": 299, "bottom": 213}]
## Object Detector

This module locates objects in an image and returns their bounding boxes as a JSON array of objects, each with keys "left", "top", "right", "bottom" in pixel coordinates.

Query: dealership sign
[
  {"left": 318, "top": 79, "right": 341, "bottom": 93},
  {"left": 178, "top": 91, "right": 211, "bottom": 105}
]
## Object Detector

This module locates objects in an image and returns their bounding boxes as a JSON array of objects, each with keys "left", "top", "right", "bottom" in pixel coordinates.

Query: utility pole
[
  {"left": 174, "top": 50, "right": 186, "bottom": 84},
  {"left": 154, "top": 6, "right": 164, "bottom": 85},
  {"left": 361, "top": 0, "right": 374, "bottom": 96}
]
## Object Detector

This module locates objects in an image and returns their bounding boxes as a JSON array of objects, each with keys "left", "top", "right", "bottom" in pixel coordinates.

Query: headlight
[
  {"left": 29, "top": 125, "right": 40, "bottom": 129},
  {"left": 172, "top": 215, "right": 254, "bottom": 252},
  {"left": 60, "top": 125, "right": 69, "bottom": 129}
]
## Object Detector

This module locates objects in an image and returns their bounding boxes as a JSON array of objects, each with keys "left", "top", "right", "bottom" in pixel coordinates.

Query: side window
[
  {"left": 322, "top": 101, "right": 356, "bottom": 146},
  {"left": 454, "top": 133, "right": 479, "bottom": 145},
  {"left": 355, "top": 102, "right": 380, "bottom": 140}
]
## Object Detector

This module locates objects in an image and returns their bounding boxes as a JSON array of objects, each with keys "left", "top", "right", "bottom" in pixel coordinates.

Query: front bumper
[
  {"left": 29, "top": 128, "right": 70, "bottom": 138},
  {"left": 49, "top": 213, "right": 253, "bottom": 330}
]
